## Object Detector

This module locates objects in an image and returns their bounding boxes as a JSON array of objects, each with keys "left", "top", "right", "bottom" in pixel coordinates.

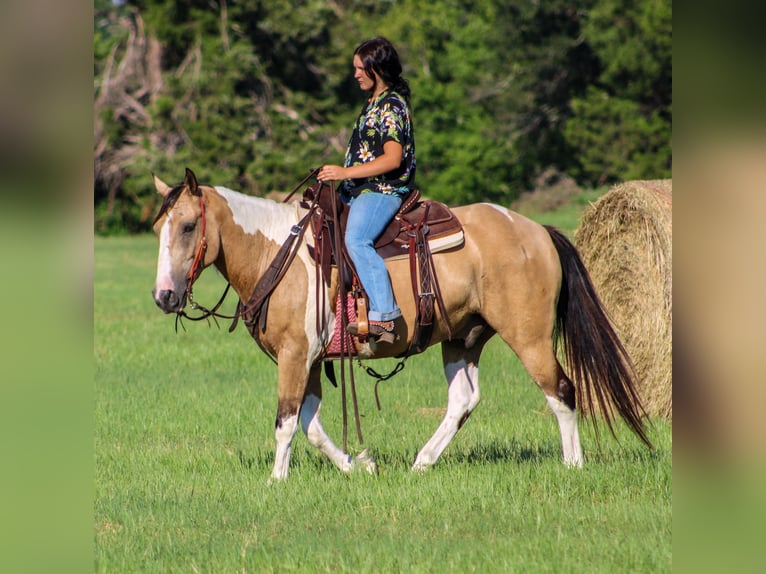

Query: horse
[{"left": 151, "top": 168, "right": 651, "bottom": 481}]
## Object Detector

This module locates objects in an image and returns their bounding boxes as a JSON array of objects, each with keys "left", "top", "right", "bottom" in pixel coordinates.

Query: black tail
[{"left": 545, "top": 226, "right": 652, "bottom": 448}]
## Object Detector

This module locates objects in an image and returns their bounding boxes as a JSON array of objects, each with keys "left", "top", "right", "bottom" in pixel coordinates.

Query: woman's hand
[{"left": 317, "top": 165, "right": 347, "bottom": 183}]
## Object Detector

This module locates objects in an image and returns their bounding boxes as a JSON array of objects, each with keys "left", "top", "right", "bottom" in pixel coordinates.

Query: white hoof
[
  {"left": 564, "top": 457, "right": 584, "bottom": 469},
  {"left": 354, "top": 448, "right": 378, "bottom": 475},
  {"left": 411, "top": 456, "right": 431, "bottom": 473}
]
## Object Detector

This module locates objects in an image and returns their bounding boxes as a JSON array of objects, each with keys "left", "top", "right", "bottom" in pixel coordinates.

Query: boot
[{"left": 347, "top": 319, "right": 396, "bottom": 344}]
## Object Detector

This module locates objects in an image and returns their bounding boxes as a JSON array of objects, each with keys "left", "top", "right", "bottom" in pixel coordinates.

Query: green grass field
[{"left": 95, "top": 216, "right": 671, "bottom": 572}]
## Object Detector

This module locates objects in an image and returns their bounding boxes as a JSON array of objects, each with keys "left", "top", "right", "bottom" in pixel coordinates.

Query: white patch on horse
[
  {"left": 545, "top": 394, "right": 584, "bottom": 467},
  {"left": 215, "top": 186, "right": 328, "bottom": 354},
  {"left": 215, "top": 186, "right": 294, "bottom": 243},
  {"left": 483, "top": 202, "right": 514, "bottom": 222},
  {"left": 300, "top": 252, "right": 330, "bottom": 369},
  {"left": 154, "top": 214, "right": 175, "bottom": 292},
  {"left": 215, "top": 186, "right": 329, "bottom": 365}
]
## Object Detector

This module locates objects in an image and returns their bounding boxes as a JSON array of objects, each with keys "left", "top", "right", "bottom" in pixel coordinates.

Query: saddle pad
[
  {"left": 381, "top": 229, "right": 464, "bottom": 261},
  {"left": 325, "top": 292, "right": 358, "bottom": 359}
]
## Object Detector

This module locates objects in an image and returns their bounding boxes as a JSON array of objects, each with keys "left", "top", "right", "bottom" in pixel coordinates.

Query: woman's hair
[{"left": 354, "top": 37, "right": 411, "bottom": 102}]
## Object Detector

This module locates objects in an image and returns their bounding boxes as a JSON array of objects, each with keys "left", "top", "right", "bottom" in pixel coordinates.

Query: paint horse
[{"left": 151, "top": 168, "right": 651, "bottom": 481}]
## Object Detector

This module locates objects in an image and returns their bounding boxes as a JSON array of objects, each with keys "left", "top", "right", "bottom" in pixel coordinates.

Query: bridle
[
  {"left": 186, "top": 193, "right": 208, "bottom": 296},
  {"left": 174, "top": 168, "right": 320, "bottom": 330},
  {"left": 174, "top": 190, "right": 234, "bottom": 331}
]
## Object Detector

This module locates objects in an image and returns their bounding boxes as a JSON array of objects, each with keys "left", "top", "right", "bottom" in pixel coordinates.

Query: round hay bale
[{"left": 574, "top": 180, "right": 672, "bottom": 418}]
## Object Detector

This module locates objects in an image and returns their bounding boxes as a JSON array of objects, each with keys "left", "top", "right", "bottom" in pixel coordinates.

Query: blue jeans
[{"left": 344, "top": 192, "right": 403, "bottom": 322}]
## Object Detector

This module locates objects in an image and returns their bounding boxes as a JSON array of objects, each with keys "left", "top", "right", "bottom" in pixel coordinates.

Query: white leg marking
[
  {"left": 300, "top": 394, "right": 353, "bottom": 473},
  {"left": 412, "top": 360, "right": 480, "bottom": 471},
  {"left": 545, "top": 395, "right": 584, "bottom": 467},
  {"left": 271, "top": 413, "right": 299, "bottom": 482}
]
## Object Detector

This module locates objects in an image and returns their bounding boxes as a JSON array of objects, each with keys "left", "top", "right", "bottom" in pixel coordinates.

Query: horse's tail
[{"left": 545, "top": 225, "right": 652, "bottom": 448}]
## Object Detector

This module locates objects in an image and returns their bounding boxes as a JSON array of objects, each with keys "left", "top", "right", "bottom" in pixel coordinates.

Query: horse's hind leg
[
  {"left": 514, "top": 340, "right": 583, "bottom": 467},
  {"left": 412, "top": 338, "right": 486, "bottom": 471},
  {"left": 299, "top": 364, "right": 355, "bottom": 474},
  {"left": 546, "top": 366, "right": 583, "bottom": 467}
]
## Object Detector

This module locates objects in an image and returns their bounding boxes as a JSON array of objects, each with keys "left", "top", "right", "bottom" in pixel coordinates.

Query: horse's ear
[
  {"left": 152, "top": 173, "right": 171, "bottom": 197},
  {"left": 184, "top": 168, "right": 201, "bottom": 197}
]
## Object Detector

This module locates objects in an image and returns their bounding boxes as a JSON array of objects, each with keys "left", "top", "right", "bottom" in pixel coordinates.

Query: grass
[{"left": 95, "top": 202, "right": 671, "bottom": 572}]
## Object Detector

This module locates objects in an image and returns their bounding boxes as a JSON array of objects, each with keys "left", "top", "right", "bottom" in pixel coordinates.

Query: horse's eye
[{"left": 182, "top": 222, "right": 196, "bottom": 234}]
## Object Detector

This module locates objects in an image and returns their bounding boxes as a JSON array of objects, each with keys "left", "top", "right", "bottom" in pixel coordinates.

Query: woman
[{"left": 318, "top": 37, "right": 415, "bottom": 344}]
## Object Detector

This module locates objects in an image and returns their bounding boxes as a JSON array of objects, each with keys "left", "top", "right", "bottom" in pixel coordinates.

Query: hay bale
[{"left": 574, "top": 180, "right": 672, "bottom": 418}]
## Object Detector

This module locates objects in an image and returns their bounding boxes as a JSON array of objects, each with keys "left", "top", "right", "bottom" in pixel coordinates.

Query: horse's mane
[{"left": 152, "top": 184, "right": 187, "bottom": 225}]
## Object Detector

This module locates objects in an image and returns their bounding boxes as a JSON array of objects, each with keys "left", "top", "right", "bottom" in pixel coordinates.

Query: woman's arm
[{"left": 318, "top": 140, "right": 403, "bottom": 182}]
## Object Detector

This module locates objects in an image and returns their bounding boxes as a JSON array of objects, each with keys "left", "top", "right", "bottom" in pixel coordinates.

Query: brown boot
[{"left": 347, "top": 319, "right": 396, "bottom": 344}]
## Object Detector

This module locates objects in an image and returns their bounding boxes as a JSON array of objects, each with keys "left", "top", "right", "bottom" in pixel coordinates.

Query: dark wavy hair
[{"left": 354, "top": 37, "right": 411, "bottom": 102}]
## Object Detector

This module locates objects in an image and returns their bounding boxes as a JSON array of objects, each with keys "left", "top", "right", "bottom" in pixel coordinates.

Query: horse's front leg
[
  {"left": 300, "top": 363, "right": 377, "bottom": 474},
  {"left": 270, "top": 353, "right": 311, "bottom": 482}
]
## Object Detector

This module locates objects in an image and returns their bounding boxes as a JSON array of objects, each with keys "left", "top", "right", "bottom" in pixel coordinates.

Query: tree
[
  {"left": 564, "top": 86, "right": 671, "bottom": 184},
  {"left": 563, "top": 0, "right": 672, "bottom": 184}
]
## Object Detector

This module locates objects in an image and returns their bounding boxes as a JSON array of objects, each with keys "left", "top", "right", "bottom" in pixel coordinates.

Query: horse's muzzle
[{"left": 152, "top": 288, "right": 182, "bottom": 313}]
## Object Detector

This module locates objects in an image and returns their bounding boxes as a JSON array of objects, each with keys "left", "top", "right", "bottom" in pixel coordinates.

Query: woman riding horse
[{"left": 318, "top": 37, "right": 415, "bottom": 344}]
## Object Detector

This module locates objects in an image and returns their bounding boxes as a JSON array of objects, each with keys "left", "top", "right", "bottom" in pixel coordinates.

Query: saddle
[{"left": 301, "top": 183, "right": 464, "bottom": 356}]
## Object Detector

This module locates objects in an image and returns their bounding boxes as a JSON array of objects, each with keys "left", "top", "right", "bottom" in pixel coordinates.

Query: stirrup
[{"left": 348, "top": 319, "right": 396, "bottom": 344}]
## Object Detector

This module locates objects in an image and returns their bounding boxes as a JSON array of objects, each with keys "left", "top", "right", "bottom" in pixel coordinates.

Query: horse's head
[{"left": 151, "top": 168, "right": 210, "bottom": 314}]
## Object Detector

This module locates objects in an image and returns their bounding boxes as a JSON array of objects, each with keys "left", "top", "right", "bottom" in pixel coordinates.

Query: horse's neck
[
  {"left": 209, "top": 186, "right": 304, "bottom": 290},
  {"left": 213, "top": 186, "right": 301, "bottom": 241}
]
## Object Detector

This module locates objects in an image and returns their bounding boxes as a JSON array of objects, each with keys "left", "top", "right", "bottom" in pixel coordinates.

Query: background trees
[{"left": 94, "top": 0, "right": 671, "bottom": 234}]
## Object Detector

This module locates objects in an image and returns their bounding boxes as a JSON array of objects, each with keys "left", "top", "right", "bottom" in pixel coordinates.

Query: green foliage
[
  {"left": 384, "top": 1, "right": 522, "bottom": 203},
  {"left": 563, "top": 0, "right": 672, "bottom": 185},
  {"left": 94, "top": 0, "right": 671, "bottom": 233},
  {"left": 565, "top": 87, "right": 672, "bottom": 184},
  {"left": 583, "top": 0, "right": 672, "bottom": 107}
]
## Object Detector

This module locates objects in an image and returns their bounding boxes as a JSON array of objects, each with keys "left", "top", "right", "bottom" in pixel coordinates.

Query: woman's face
[{"left": 353, "top": 55, "right": 376, "bottom": 92}]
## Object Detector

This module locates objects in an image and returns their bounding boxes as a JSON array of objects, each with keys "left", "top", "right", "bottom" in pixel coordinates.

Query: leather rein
[
  {"left": 174, "top": 191, "right": 232, "bottom": 331},
  {"left": 172, "top": 170, "right": 395, "bottom": 451},
  {"left": 174, "top": 169, "right": 319, "bottom": 330}
]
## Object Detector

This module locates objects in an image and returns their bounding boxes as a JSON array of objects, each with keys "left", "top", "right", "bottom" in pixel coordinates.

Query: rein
[
  {"left": 173, "top": 169, "right": 369, "bottom": 452},
  {"left": 176, "top": 168, "right": 321, "bottom": 327}
]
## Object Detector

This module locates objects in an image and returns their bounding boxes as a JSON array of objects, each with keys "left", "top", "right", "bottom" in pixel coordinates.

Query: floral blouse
[{"left": 341, "top": 89, "right": 416, "bottom": 199}]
